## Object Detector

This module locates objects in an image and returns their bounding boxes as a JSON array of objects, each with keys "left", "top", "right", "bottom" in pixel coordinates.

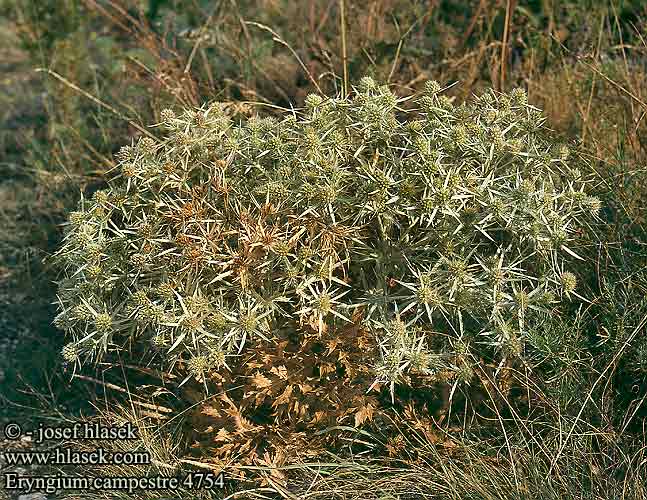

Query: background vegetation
[{"left": 1, "top": 1, "right": 646, "bottom": 499}]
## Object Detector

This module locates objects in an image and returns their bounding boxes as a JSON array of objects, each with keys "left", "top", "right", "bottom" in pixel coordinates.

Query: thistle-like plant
[{"left": 52, "top": 78, "right": 599, "bottom": 400}]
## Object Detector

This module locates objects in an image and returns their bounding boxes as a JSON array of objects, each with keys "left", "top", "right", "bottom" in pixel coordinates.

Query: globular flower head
[
  {"left": 68, "top": 211, "right": 87, "bottom": 226},
  {"left": 238, "top": 311, "right": 258, "bottom": 334},
  {"left": 450, "top": 124, "right": 468, "bottom": 146},
  {"left": 137, "top": 136, "right": 157, "bottom": 156},
  {"left": 130, "top": 253, "right": 148, "bottom": 269},
  {"left": 185, "top": 295, "right": 211, "bottom": 315},
  {"left": 417, "top": 95, "right": 436, "bottom": 114},
  {"left": 73, "top": 303, "right": 93, "bottom": 321},
  {"left": 510, "top": 87, "right": 527, "bottom": 106},
  {"left": 92, "top": 190, "right": 110, "bottom": 206},
  {"left": 131, "top": 289, "right": 150, "bottom": 307},
  {"left": 583, "top": 195, "right": 602, "bottom": 217},
  {"left": 423, "top": 80, "right": 442, "bottom": 97},
  {"left": 151, "top": 333, "right": 169, "bottom": 351},
  {"left": 160, "top": 108, "right": 176, "bottom": 125},
  {"left": 94, "top": 313, "right": 113, "bottom": 334},
  {"left": 456, "top": 362, "right": 474, "bottom": 384},
  {"left": 62, "top": 342, "right": 80, "bottom": 364},
  {"left": 540, "top": 290, "right": 557, "bottom": 307},
  {"left": 53, "top": 312, "right": 74, "bottom": 331},
  {"left": 408, "top": 350, "right": 432, "bottom": 373},
  {"left": 206, "top": 311, "right": 228, "bottom": 332},
  {"left": 181, "top": 314, "right": 203, "bottom": 334},
  {"left": 86, "top": 264, "right": 102, "bottom": 280},
  {"left": 187, "top": 355, "right": 210, "bottom": 378},
  {"left": 437, "top": 95, "right": 454, "bottom": 110},
  {"left": 357, "top": 76, "right": 377, "bottom": 92},
  {"left": 156, "top": 283, "right": 175, "bottom": 302},
  {"left": 387, "top": 317, "right": 407, "bottom": 339},
  {"left": 417, "top": 285, "right": 441, "bottom": 307},
  {"left": 560, "top": 272, "right": 577, "bottom": 294},
  {"left": 208, "top": 348, "right": 227, "bottom": 369},
  {"left": 115, "top": 145, "right": 134, "bottom": 163}
]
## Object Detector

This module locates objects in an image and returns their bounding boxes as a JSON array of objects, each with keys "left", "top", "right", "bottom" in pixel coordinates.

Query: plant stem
[{"left": 340, "top": 0, "right": 349, "bottom": 97}]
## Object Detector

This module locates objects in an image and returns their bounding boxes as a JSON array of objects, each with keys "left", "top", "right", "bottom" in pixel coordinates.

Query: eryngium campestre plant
[{"left": 52, "top": 78, "right": 599, "bottom": 396}]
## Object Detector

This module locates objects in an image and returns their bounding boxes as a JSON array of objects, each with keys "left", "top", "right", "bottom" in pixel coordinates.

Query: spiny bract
[{"left": 52, "top": 79, "right": 599, "bottom": 393}]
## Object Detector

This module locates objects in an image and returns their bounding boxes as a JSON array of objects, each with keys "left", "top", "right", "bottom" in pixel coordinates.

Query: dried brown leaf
[
  {"left": 273, "top": 384, "right": 294, "bottom": 407},
  {"left": 201, "top": 405, "right": 222, "bottom": 419},
  {"left": 354, "top": 401, "right": 376, "bottom": 427},
  {"left": 270, "top": 365, "right": 288, "bottom": 380},
  {"left": 251, "top": 371, "right": 273, "bottom": 389}
]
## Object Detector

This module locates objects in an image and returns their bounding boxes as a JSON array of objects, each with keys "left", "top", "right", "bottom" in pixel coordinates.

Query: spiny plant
[{"left": 51, "top": 77, "right": 600, "bottom": 416}]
